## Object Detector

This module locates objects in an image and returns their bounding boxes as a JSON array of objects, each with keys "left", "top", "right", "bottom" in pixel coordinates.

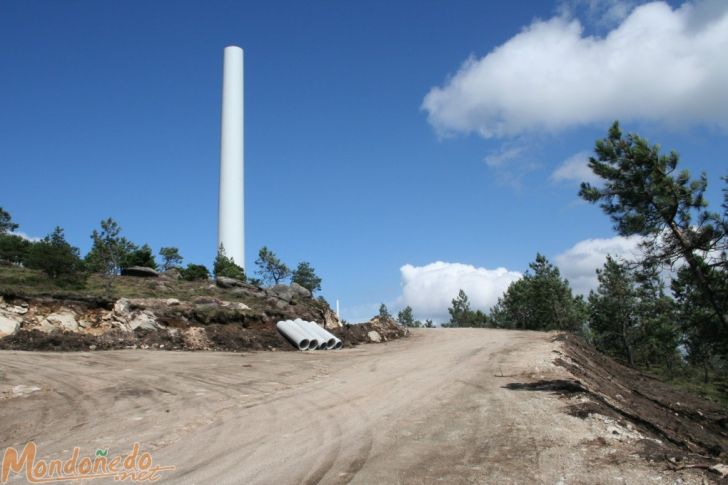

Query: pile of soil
[
  {"left": 333, "top": 317, "right": 410, "bottom": 347},
  {"left": 555, "top": 333, "right": 728, "bottom": 468}
]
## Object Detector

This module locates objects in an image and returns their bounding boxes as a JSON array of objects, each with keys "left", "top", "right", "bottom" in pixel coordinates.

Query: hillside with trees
[
  {"left": 1, "top": 122, "right": 727, "bottom": 404},
  {"left": 0, "top": 209, "right": 411, "bottom": 350},
  {"left": 439, "top": 123, "right": 727, "bottom": 404}
]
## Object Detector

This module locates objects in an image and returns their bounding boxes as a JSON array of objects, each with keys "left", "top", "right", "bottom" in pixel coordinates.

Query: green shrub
[{"left": 180, "top": 263, "right": 210, "bottom": 281}]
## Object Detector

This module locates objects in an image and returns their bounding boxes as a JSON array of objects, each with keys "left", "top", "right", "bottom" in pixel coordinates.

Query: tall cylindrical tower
[{"left": 218, "top": 46, "right": 244, "bottom": 268}]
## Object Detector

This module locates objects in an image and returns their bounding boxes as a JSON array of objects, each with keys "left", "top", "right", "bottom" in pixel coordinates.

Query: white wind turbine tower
[{"left": 218, "top": 45, "right": 245, "bottom": 268}]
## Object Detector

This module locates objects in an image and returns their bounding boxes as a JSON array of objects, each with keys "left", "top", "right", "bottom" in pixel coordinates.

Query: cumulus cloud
[
  {"left": 551, "top": 151, "right": 600, "bottom": 184},
  {"left": 399, "top": 262, "right": 522, "bottom": 322},
  {"left": 555, "top": 235, "right": 644, "bottom": 295},
  {"left": 422, "top": 0, "right": 728, "bottom": 138}
]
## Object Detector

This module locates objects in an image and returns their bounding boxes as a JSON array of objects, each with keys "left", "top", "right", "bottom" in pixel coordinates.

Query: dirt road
[{"left": 0, "top": 329, "right": 707, "bottom": 484}]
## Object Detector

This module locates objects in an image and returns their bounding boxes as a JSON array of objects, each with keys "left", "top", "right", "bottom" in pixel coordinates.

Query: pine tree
[
  {"left": 587, "top": 256, "right": 640, "bottom": 366},
  {"left": 214, "top": 245, "right": 246, "bottom": 280},
  {"left": 579, "top": 121, "right": 727, "bottom": 329},
  {"left": 378, "top": 303, "right": 391, "bottom": 320},
  {"left": 490, "top": 254, "right": 585, "bottom": 331},
  {"left": 255, "top": 246, "right": 290, "bottom": 286},
  {"left": 159, "top": 247, "right": 183, "bottom": 271},
  {"left": 85, "top": 218, "right": 135, "bottom": 276},
  {"left": 291, "top": 261, "right": 322, "bottom": 293},
  {"left": 397, "top": 306, "right": 421, "bottom": 327},
  {"left": 25, "top": 227, "right": 84, "bottom": 282},
  {"left": 446, "top": 289, "right": 489, "bottom": 327},
  {"left": 634, "top": 264, "right": 679, "bottom": 376},
  {"left": 0, "top": 207, "right": 18, "bottom": 234},
  {"left": 121, "top": 244, "right": 157, "bottom": 270},
  {"left": 0, "top": 234, "right": 31, "bottom": 265},
  {"left": 180, "top": 263, "right": 210, "bottom": 281}
]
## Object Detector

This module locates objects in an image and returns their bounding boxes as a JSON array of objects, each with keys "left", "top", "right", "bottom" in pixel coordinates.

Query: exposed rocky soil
[
  {"left": 550, "top": 334, "right": 728, "bottom": 472},
  {"left": 0, "top": 277, "right": 407, "bottom": 351}
]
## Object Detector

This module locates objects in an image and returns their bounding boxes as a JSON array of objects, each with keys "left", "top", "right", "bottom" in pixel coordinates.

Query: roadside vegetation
[
  {"left": 2, "top": 122, "right": 726, "bottom": 405},
  {"left": 0, "top": 208, "right": 324, "bottom": 300},
  {"left": 406, "top": 122, "right": 728, "bottom": 405}
]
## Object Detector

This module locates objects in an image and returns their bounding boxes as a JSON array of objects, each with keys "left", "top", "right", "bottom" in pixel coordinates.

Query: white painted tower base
[{"left": 218, "top": 46, "right": 245, "bottom": 268}]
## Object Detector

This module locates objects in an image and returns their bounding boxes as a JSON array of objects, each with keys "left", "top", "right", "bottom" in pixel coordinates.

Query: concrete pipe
[
  {"left": 291, "top": 319, "right": 326, "bottom": 350},
  {"left": 315, "top": 321, "right": 343, "bottom": 350},
  {"left": 294, "top": 319, "right": 336, "bottom": 350},
  {"left": 297, "top": 319, "right": 343, "bottom": 350},
  {"left": 276, "top": 320, "right": 316, "bottom": 351}
]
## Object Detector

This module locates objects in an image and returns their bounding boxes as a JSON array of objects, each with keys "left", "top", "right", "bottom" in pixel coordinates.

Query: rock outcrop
[
  {"left": 216, "top": 276, "right": 246, "bottom": 289},
  {"left": 0, "top": 278, "right": 407, "bottom": 351},
  {"left": 0, "top": 314, "right": 20, "bottom": 337},
  {"left": 322, "top": 307, "right": 342, "bottom": 330},
  {"left": 0, "top": 297, "right": 24, "bottom": 337},
  {"left": 121, "top": 266, "right": 160, "bottom": 277},
  {"left": 267, "top": 283, "right": 312, "bottom": 301}
]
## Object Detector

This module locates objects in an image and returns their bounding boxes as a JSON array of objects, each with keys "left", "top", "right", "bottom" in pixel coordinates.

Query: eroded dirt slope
[{"left": 553, "top": 334, "right": 727, "bottom": 467}]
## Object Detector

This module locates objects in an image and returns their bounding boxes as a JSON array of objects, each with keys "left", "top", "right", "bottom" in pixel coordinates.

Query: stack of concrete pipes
[{"left": 276, "top": 318, "right": 343, "bottom": 351}]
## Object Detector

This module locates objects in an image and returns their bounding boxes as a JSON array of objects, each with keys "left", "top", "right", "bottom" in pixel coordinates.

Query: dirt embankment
[
  {"left": 544, "top": 334, "right": 728, "bottom": 475},
  {"left": 0, "top": 284, "right": 407, "bottom": 352}
]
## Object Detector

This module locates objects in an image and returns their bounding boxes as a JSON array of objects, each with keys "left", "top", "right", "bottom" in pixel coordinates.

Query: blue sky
[{"left": 2, "top": 0, "right": 727, "bottom": 322}]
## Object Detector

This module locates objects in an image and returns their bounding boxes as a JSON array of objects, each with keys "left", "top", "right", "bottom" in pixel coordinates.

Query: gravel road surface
[{"left": 0, "top": 329, "right": 706, "bottom": 484}]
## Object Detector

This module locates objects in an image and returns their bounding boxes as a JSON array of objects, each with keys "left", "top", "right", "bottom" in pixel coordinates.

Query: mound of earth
[
  {"left": 0, "top": 277, "right": 407, "bottom": 352},
  {"left": 336, "top": 315, "right": 410, "bottom": 346},
  {"left": 553, "top": 334, "right": 728, "bottom": 474}
]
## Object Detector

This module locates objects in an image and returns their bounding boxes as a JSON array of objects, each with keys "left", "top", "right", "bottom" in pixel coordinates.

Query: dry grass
[{"left": 0, "top": 265, "right": 267, "bottom": 312}]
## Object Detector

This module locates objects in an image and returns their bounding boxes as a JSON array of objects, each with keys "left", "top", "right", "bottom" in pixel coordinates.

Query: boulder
[
  {"left": 0, "top": 314, "right": 20, "bottom": 337},
  {"left": 268, "top": 283, "right": 302, "bottom": 301},
  {"left": 36, "top": 319, "right": 56, "bottom": 333},
  {"left": 216, "top": 276, "right": 246, "bottom": 289},
  {"left": 44, "top": 312, "right": 79, "bottom": 332},
  {"left": 1, "top": 303, "right": 28, "bottom": 315},
  {"left": 367, "top": 331, "right": 382, "bottom": 343},
  {"left": 290, "top": 283, "right": 312, "bottom": 299},
  {"left": 266, "top": 297, "right": 290, "bottom": 310},
  {"left": 113, "top": 299, "right": 132, "bottom": 319},
  {"left": 162, "top": 268, "right": 182, "bottom": 280},
  {"left": 323, "top": 308, "right": 342, "bottom": 329},
  {"left": 128, "top": 311, "right": 160, "bottom": 331},
  {"left": 227, "top": 302, "right": 251, "bottom": 311},
  {"left": 121, "top": 266, "right": 160, "bottom": 278},
  {"left": 229, "top": 285, "right": 266, "bottom": 298}
]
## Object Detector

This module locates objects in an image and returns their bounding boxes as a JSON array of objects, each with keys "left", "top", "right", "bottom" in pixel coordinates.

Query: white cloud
[
  {"left": 551, "top": 151, "right": 600, "bottom": 184},
  {"left": 422, "top": 0, "right": 728, "bottom": 138},
  {"left": 484, "top": 144, "right": 525, "bottom": 167},
  {"left": 399, "top": 262, "right": 522, "bottom": 322},
  {"left": 555, "top": 235, "right": 644, "bottom": 294},
  {"left": 481, "top": 140, "right": 542, "bottom": 188},
  {"left": 10, "top": 232, "right": 42, "bottom": 242}
]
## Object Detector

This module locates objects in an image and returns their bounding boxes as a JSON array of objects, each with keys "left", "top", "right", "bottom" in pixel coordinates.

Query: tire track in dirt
[{"left": 0, "top": 330, "right": 713, "bottom": 484}]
